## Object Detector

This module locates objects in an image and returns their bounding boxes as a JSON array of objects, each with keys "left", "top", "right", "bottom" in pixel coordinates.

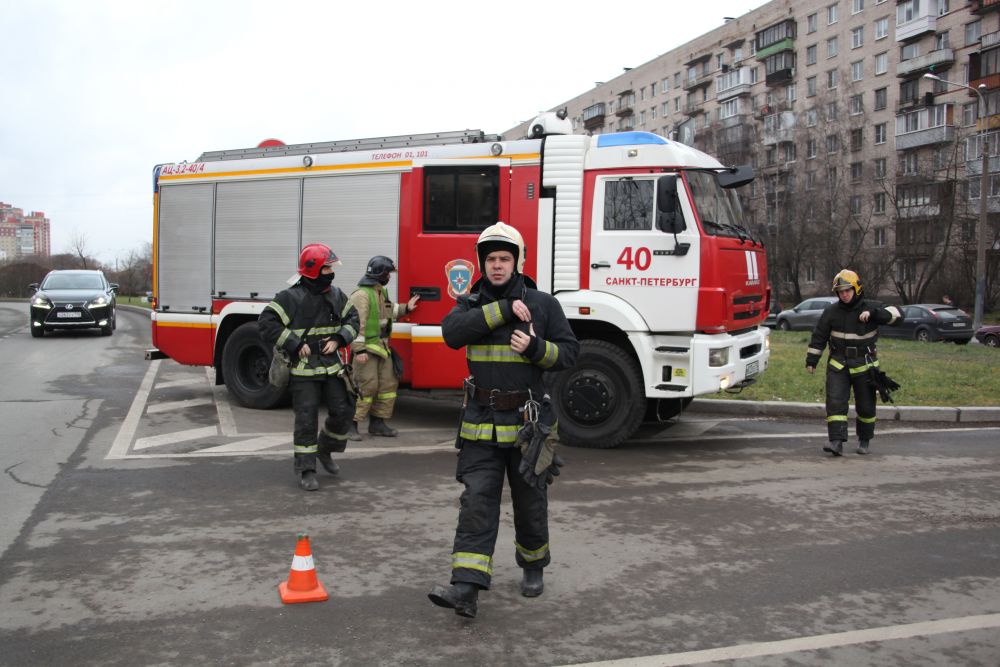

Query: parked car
[
  {"left": 878, "top": 304, "right": 973, "bottom": 343},
  {"left": 774, "top": 296, "right": 838, "bottom": 331},
  {"left": 974, "top": 324, "right": 1000, "bottom": 348},
  {"left": 28, "top": 270, "right": 118, "bottom": 338},
  {"left": 763, "top": 300, "right": 783, "bottom": 328}
]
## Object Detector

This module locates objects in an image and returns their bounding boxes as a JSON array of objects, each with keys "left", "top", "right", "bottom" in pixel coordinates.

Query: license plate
[
  {"left": 56, "top": 311, "right": 82, "bottom": 318},
  {"left": 746, "top": 360, "right": 759, "bottom": 378},
  {"left": 953, "top": 322, "right": 965, "bottom": 327}
]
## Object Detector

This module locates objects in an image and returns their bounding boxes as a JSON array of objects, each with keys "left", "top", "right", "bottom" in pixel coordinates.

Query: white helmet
[{"left": 476, "top": 222, "right": 526, "bottom": 273}]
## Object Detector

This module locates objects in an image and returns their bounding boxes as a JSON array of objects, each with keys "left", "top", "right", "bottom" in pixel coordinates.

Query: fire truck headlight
[
  {"left": 765, "top": 336, "right": 771, "bottom": 350},
  {"left": 719, "top": 374, "right": 732, "bottom": 390},
  {"left": 708, "top": 347, "right": 730, "bottom": 367}
]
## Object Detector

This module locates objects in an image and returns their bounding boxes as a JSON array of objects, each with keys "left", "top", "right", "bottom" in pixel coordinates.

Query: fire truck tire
[
  {"left": 550, "top": 340, "right": 645, "bottom": 449},
  {"left": 222, "top": 322, "right": 286, "bottom": 409}
]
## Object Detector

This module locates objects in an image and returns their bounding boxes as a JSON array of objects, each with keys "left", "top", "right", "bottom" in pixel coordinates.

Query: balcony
[
  {"left": 615, "top": 103, "right": 634, "bottom": 117},
  {"left": 971, "top": 0, "right": 1000, "bottom": 14},
  {"left": 765, "top": 68, "right": 794, "bottom": 87},
  {"left": 755, "top": 37, "right": 795, "bottom": 61},
  {"left": 760, "top": 111, "right": 797, "bottom": 145},
  {"left": 895, "top": 104, "right": 956, "bottom": 150},
  {"left": 683, "top": 72, "right": 713, "bottom": 90},
  {"left": 582, "top": 103, "right": 605, "bottom": 131},
  {"left": 896, "top": 15, "right": 937, "bottom": 42},
  {"left": 983, "top": 31, "right": 1000, "bottom": 49},
  {"left": 970, "top": 72, "right": 1000, "bottom": 91},
  {"left": 683, "top": 101, "right": 706, "bottom": 116},
  {"left": 896, "top": 49, "right": 955, "bottom": 78}
]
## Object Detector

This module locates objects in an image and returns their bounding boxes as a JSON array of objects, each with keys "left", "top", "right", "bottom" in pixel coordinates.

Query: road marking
[
  {"left": 116, "top": 441, "right": 454, "bottom": 459},
  {"left": 208, "top": 367, "right": 238, "bottom": 436},
  {"left": 134, "top": 426, "right": 219, "bottom": 450},
  {"left": 196, "top": 434, "right": 288, "bottom": 453},
  {"left": 146, "top": 397, "right": 215, "bottom": 414},
  {"left": 633, "top": 425, "right": 1000, "bottom": 443},
  {"left": 155, "top": 377, "right": 205, "bottom": 389},
  {"left": 106, "top": 359, "right": 160, "bottom": 460},
  {"left": 561, "top": 612, "right": 1000, "bottom": 667}
]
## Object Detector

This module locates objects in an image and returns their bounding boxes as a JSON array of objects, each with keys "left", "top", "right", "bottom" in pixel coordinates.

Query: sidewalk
[{"left": 688, "top": 398, "right": 1000, "bottom": 423}]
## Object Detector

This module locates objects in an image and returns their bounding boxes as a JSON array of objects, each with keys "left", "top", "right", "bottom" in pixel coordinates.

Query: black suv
[{"left": 29, "top": 270, "right": 119, "bottom": 337}]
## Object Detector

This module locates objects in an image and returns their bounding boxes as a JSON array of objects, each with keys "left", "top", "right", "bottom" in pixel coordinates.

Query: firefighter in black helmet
[
  {"left": 806, "top": 269, "right": 902, "bottom": 456},
  {"left": 347, "top": 255, "right": 419, "bottom": 438},
  {"left": 427, "top": 222, "right": 579, "bottom": 619},
  {"left": 258, "top": 244, "right": 360, "bottom": 491}
]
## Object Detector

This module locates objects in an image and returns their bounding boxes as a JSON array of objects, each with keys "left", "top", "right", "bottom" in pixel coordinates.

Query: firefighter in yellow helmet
[
  {"left": 427, "top": 222, "right": 579, "bottom": 619},
  {"left": 806, "top": 270, "right": 902, "bottom": 456},
  {"left": 347, "top": 255, "right": 420, "bottom": 438}
]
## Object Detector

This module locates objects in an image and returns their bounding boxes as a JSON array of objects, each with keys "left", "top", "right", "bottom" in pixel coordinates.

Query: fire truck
[{"left": 148, "top": 111, "right": 770, "bottom": 448}]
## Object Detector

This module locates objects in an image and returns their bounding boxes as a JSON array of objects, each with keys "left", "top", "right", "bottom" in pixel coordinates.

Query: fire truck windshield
[{"left": 685, "top": 170, "right": 752, "bottom": 241}]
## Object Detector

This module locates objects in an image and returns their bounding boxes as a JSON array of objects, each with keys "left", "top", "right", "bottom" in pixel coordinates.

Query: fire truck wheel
[
  {"left": 222, "top": 322, "right": 287, "bottom": 409},
  {"left": 550, "top": 340, "right": 645, "bottom": 449}
]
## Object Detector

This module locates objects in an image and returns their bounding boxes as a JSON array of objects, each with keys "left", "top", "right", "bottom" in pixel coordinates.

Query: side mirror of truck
[
  {"left": 718, "top": 165, "right": 754, "bottom": 189},
  {"left": 656, "top": 175, "right": 684, "bottom": 234}
]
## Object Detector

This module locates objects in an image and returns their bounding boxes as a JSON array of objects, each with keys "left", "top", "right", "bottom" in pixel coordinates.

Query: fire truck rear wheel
[
  {"left": 550, "top": 340, "right": 645, "bottom": 449},
  {"left": 222, "top": 322, "right": 287, "bottom": 409}
]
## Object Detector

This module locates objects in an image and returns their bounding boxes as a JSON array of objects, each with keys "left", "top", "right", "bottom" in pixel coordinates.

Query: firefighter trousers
[
  {"left": 291, "top": 377, "right": 355, "bottom": 472},
  {"left": 353, "top": 353, "right": 398, "bottom": 421},
  {"left": 449, "top": 441, "right": 550, "bottom": 590},
  {"left": 825, "top": 366, "right": 877, "bottom": 443}
]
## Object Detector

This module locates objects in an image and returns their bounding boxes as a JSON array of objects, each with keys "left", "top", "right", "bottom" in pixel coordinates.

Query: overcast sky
[{"left": 1, "top": 0, "right": 766, "bottom": 265}]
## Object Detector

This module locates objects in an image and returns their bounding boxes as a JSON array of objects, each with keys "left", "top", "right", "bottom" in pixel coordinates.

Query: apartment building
[
  {"left": 0, "top": 202, "right": 52, "bottom": 259},
  {"left": 506, "top": 0, "right": 1000, "bottom": 303}
]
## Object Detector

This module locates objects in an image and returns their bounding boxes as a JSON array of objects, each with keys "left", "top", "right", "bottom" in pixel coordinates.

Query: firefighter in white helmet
[
  {"left": 806, "top": 269, "right": 902, "bottom": 456},
  {"left": 258, "top": 243, "right": 360, "bottom": 491},
  {"left": 347, "top": 255, "right": 420, "bottom": 439},
  {"left": 427, "top": 222, "right": 579, "bottom": 619}
]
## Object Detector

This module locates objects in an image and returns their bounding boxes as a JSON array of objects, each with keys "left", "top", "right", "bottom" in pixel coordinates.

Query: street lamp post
[{"left": 924, "top": 72, "right": 989, "bottom": 330}]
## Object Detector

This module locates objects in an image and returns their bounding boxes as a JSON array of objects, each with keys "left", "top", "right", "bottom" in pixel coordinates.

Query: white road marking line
[
  {"left": 633, "top": 425, "right": 1000, "bottom": 443},
  {"left": 106, "top": 359, "right": 160, "bottom": 460},
  {"left": 561, "top": 612, "right": 1000, "bottom": 667},
  {"left": 146, "top": 397, "right": 215, "bottom": 414},
  {"left": 155, "top": 377, "right": 205, "bottom": 389},
  {"left": 196, "top": 435, "right": 288, "bottom": 453},
  {"left": 116, "top": 441, "right": 454, "bottom": 459},
  {"left": 134, "top": 426, "right": 219, "bottom": 450},
  {"left": 208, "top": 367, "right": 238, "bottom": 436}
]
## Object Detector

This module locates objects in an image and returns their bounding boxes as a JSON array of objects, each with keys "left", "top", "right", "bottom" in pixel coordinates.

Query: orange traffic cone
[{"left": 278, "top": 533, "right": 329, "bottom": 604}]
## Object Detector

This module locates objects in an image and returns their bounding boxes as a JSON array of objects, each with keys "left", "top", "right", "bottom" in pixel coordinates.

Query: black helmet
[{"left": 359, "top": 255, "right": 396, "bottom": 286}]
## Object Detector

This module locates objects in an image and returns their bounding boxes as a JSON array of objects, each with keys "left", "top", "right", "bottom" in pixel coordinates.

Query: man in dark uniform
[
  {"left": 806, "top": 269, "right": 902, "bottom": 456},
  {"left": 259, "top": 243, "right": 360, "bottom": 491},
  {"left": 428, "top": 222, "right": 579, "bottom": 618}
]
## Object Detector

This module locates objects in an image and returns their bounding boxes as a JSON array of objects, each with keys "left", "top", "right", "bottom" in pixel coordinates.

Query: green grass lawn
[
  {"left": 117, "top": 295, "right": 151, "bottom": 309},
  {"left": 704, "top": 330, "right": 1000, "bottom": 407}
]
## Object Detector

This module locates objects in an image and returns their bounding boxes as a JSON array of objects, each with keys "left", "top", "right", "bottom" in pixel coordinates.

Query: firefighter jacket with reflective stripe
[
  {"left": 806, "top": 297, "right": 902, "bottom": 372},
  {"left": 349, "top": 285, "right": 407, "bottom": 359},
  {"left": 259, "top": 283, "right": 359, "bottom": 380},
  {"left": 442, "top": 274, "right": 579, "bottom": 446}
]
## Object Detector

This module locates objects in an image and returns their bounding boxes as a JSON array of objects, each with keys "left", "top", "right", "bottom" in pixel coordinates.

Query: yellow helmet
[
  {"left": 476, "top": 222, "right": 526, "bottom": 273},
  {"left": 832, "top": 269, "right": 862, "bottom": 295}
]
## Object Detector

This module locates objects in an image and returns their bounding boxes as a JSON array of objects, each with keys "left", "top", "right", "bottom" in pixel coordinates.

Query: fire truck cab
[{"left": 149, "top": 112, "right": 770, "bottom": 448}]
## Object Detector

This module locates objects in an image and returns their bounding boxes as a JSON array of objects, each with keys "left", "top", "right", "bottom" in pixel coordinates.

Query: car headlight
[
  {"left": 88, "top": 296, "right": 108, "bottom": 307},
  {"left": 708, "top": 347, "right": 730, "bottom": 367},
  {"left": 32, "top": 296, "right": 52, "bottom": 309}
]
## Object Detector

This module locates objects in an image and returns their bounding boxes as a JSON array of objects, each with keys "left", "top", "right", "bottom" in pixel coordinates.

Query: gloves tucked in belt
[{"left": 516, "top": 421, "right": 564, "bottom": 490}]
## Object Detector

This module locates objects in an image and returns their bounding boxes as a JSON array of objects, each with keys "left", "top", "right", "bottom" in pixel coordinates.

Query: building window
[
  {"left": 750, "top": 66, "right": 760, "bottom": 83},
  {"left": 807, "top": 75, "right": 817, "bottom": 96},
  {"left": 851, "top": 161, "right": 864, "bottom": 181},
  {"left": 639, "top": 111, "right": 646, "bottom": 125},
  {"left": 807, "top": 108, "right": 818, "bottom": 126},
  {"left": 806, "top": 170, "right": 817, "bottom": 189},
  {"left": 828, "top": 165, "right": 838, "bottom": 184},
  {"left": 964, "top": 103, "right": 976, "bottom": 126},
  {"left": 720, "top": 99, "right": 740, "bottom": 119},
  {"left": 898, "top": 0, "right": 918, "bottom": 24},
  {"left": 852, "top": 60, "right": 864, "bottom": 81},
  {"left": 852, "top": 26, "right": 864, "bottom": 48},
  {"left": 807, "top": 44, "right": 818, "bottom": 65},
  {"left": 662, "top": 77, "right": 669, "bottom": 92},
  {"left": 966, "top": 20, "right": 981, "bottom": 46},
  {"left": 828, "top": 3, "right": 838, "bottom": 24},
  {"left": 850, "top": 196, "right": 863, "bottom": 216},
  {"left": 875, "top": 52, "right": 888, "bottom": 74},
  {"left": 874, "top": 225, "right": 887, "bottom": 244},
  {"left": 827, "top": 101, "right": 839, "bottom": 120},
  {"left": 806, "top": 265, "right": 817, "bottom": 282},
  {"left": 827, "top": 36, "right": 839, "bottom": 58},
  {"left": 874, "top": 122, "right": 887, "bottom": 144},
  {"left": 807, "top": 137, "right": 818, "bottom": 157},
  {"left": 828, "top": 69, "right": 839, "bottom": 89},
  {"left": 875, "top": 17, "right": 888, "bottom": 40},
  {"left": 651, "top": 106, "right": 657, "bottom": 120},
  {"left": 936, "top": 31, "right": 950, "bottom": 50},
  {"left": 875, "top": 157, "right": 887, "bottom": 178},
  {"left": 874, "top": 87, "right": 887, "bottom": 110},
  {"left": 852, "top": 0, "right": 864, "bottom": 13},
  {"left": 787, "top": 84, "right": 797, "bottom": 102},
  {"left": 640, "top": 87, "right": 646, "bottom": 101},
  {"left": 808, "top": 12, "right": 818, "bottom": 33},
  {"left": 827, "top": 133, "right": 840, "bottom": 153},
  {"left": 850, "top": 93, "right": 864, "bottom": 114},
  {"left": 851, "top": 128, "right": 864, "bottom": 151},
  {"left": 900, "top": 78, "right": 920, "bottom": 104},
  {"left": 902, "top": 151, "right": 918, "bottom": 174},
  {"left": 674, "top": 72, "right": 682, "bottom": 87},
  {"left": 901, "top": 42, "right": 920, "bottom": 60}
]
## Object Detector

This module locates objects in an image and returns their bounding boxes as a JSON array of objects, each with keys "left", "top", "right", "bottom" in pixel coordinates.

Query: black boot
[
  {"left": 856, "top": 440, "right": 870, "bottom": 455},
  {"left": 823, "top": 440, "right": 844, "bottom": 457},
  {"left": 521, "top": 569, "right": 544, "bottom": 597},
  {"left": 317, "top": 453, "right": 340, "bottom": 475},
  {"left": 428, "top": 582, "right": 478, "bottom": 618},
  {"left": 369, "top": 417, "right": 398, "bottom": 437},
  {"left": 299, "top": 470, "right": 319, "bottom": 491},
  {"left": 347, "top": 421, "right": 363, "bottom": 442}
]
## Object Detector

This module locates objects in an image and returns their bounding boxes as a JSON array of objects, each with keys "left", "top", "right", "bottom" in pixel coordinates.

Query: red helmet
[{"left": 298, "top": 243, "right": 341, "bottom": 279}]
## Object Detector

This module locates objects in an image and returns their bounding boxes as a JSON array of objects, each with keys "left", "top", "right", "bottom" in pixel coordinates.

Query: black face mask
[
  {"left": 304, "top": 272, "right": 334, "bottom": 294},
  {"left": 376, "top": 273, "right": 390, "bottom": 286}
]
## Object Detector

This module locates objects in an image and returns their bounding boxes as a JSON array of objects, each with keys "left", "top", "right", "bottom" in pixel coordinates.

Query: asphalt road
[{"left": 1, "top": 302, "right": 999, "bottom": 666}]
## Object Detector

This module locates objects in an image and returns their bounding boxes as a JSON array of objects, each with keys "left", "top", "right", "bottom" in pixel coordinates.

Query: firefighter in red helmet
[
  {"left": 806, "top": 269, "right": 902, "bottom": 456},
  {"left": 258, "top": 243, "right": 360, "bottom": 491},
  {"left": 427, "top": 222, "right": 579, "bottom": 619}
]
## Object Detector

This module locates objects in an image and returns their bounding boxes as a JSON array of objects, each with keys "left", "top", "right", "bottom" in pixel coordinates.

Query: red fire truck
[{"left": 148, "top": 112, "right": 770, "bottom": 448}]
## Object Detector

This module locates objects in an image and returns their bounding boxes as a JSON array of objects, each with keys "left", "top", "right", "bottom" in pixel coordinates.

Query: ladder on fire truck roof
[{"left": 198, "top": 129, "right": 502, "bottom": 162}]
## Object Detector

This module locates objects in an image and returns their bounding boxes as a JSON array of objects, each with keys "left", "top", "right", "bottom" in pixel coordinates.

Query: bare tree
[{"left": 68, "top": 230, "right": 91, "bottom": 270}]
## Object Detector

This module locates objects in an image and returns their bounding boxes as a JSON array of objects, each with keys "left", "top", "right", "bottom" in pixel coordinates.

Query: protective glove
[{"left": 517, "top": 423, "right": 562, "bottom": 490}]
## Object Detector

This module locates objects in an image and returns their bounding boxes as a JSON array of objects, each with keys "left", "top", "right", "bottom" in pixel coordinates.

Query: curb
[{"left": 688, "top": 398, "right": 1000, "bottom": 423}]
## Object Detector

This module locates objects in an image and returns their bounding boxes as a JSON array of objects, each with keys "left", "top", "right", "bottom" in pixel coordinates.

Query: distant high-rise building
[{"left": 0, "top": 202, "right": 51, "bottom": 259}]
